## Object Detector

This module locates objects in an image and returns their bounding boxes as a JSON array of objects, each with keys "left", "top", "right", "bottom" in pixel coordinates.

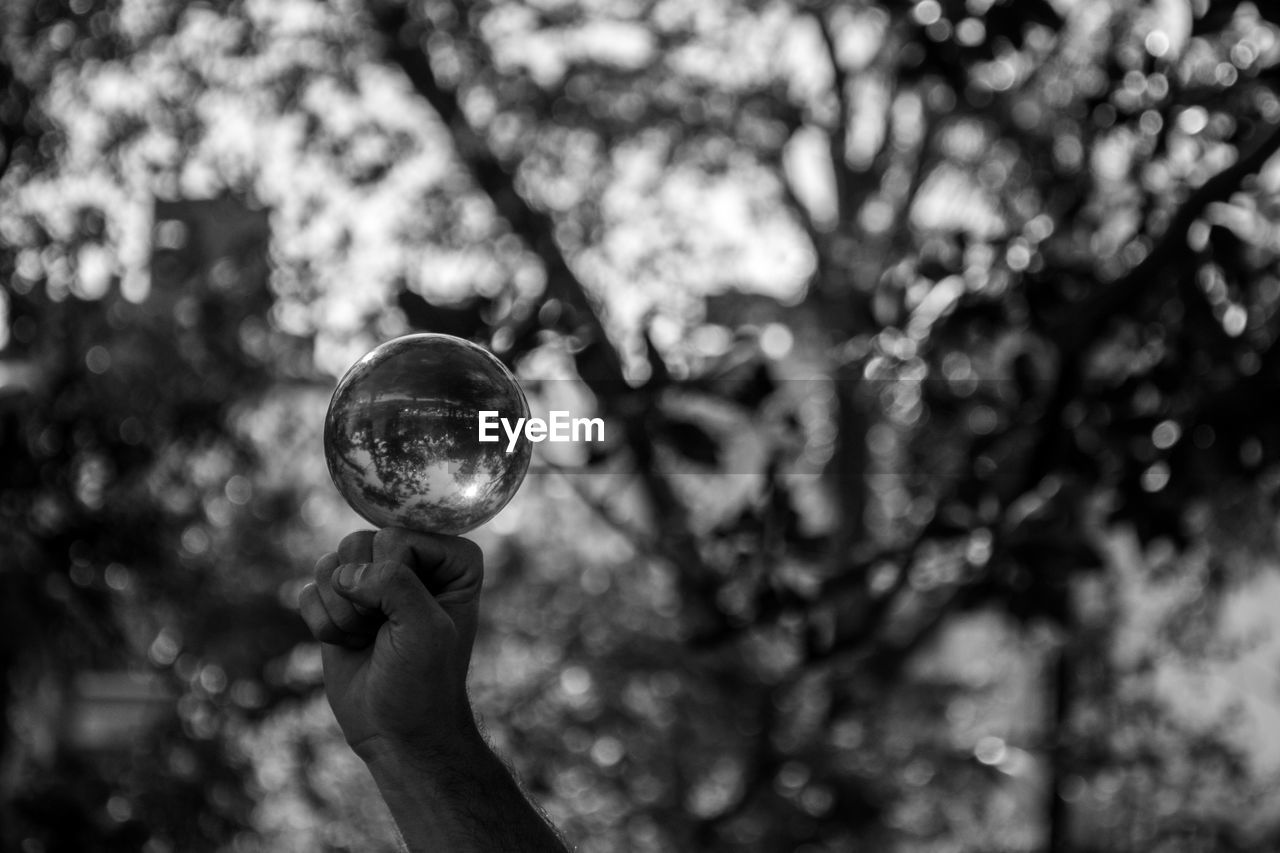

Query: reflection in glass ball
[{"left": 323, "top": 333, "right": 532, "bottom": 535}]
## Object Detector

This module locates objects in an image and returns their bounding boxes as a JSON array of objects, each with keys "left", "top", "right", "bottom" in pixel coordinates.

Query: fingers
[
  {"left": 299, "top": 550, "right": 381, "bottom": 649},
  {"left": 314, "top": 551, "right": 381, "bottom": 641},
  {"left": 330, "top": 559, "right": 452, "bottom": 636},
  {"left": 301, "top": 528, "right": 483, "bottom": 656},
  {"left": 299, "top": 581, "right": 353, "bottom": 646},
  {"left": 372, "top": 528, "right": 483, "bottom": 675},
  {"left": 372, "top": 527, "right": 484, "bottom": 602},
  {"left": 338, "top": 530, "right": 376, "bottom": 565}
]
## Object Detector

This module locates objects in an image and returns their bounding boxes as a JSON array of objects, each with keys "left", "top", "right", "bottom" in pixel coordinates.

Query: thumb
[{"left": 331, "top": 560, "right": 452, "bottom": 636}]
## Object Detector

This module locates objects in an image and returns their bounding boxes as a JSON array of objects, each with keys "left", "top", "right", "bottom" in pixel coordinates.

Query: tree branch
[
  {"left": 1058, "top": 118, "right": 1280, "bottom": 343},
  {"left": 811, "top": 9, "right": 855, "bottom": 226},
  {"left": 368, "top": 3, "right": 726, "bottom": 617},
  {"left": 805, "top": 580, "right": 965, "bottom": 674},
  {"left": 369, "top": 2, "right": 625, "bottom": 388},
  {"left": 812, "top": 9, "right": 900, "bottom": 222}
]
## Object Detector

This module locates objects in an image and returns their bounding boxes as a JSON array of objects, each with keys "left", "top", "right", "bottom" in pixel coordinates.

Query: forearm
[{"left": 361, "top": 732, "right": 568, "bottom": 853}]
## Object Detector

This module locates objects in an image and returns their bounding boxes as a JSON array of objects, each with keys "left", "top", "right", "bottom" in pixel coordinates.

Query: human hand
[
  {"left": 298, "top": 527, "right": 568, "bottom": 852},
  {"left": 298, "top": 527, "right": 485, "bottom": 761}
]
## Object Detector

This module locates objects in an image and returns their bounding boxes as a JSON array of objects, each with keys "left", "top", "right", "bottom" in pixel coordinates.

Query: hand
[
  {"left": 298, "top": 527, "right": 485, "bottom": 761},
  {"left": 298, "top": 527, "right": 567, "bottom": 852}
]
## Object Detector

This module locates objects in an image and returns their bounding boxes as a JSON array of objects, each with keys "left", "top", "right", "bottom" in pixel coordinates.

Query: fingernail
[{"left": 335, "top": 563, "right": 366, "bottom": 590}]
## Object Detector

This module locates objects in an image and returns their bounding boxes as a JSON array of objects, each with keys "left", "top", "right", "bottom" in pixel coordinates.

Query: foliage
[{"left": 5, "top": 0, "right": 1280, "bottom": 851}]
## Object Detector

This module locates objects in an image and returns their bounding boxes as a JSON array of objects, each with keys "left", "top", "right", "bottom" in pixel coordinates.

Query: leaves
[
  {"left": 8, "top": 0, "right": 1280, "bottom": 850},
  {"left": 653, "top": 415, "right": 722, "bottom": 467}
]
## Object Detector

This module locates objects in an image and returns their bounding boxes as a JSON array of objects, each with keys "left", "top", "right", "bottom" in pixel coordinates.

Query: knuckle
[
  {"left": 371, "top": 526, "right": 397, "bottom": 548},
  {"left": 298, "top": 589, "right": 330, "bottom": 635},
  {"left": 338, "top": 530, "right": 375, "bottom": 559},
  {"left": 329, "top": 600, "right": 373, "bottom": 634},
  {"left": 314, "top": 552, "right": 338, "bottom": 583},
  {"left": 316, "top": 576, "right": 362, "bottom": 619},
  {"left": 372, "top": 527, "right": 412, "bottom": 562},
  {"left": 383, "top": 558, "right": 414, "bottom": 583},
  {"left": 380, "top": 560, "right": 420, "bottom": 594},
  {"left": 299, "top": 581, "right": 321, "bottom": 606},
  {"left": 453, "top": 536, "right": 484, "bottom": 566},
  {"left": 446, "top": 537, "right": 484, "bottom": 586},
  {"left": 301, "top": 592, "right": 357, "bottom": 644}
]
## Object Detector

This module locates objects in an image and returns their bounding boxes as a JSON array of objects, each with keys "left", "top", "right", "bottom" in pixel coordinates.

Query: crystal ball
[{"left": 323, "top": 333, "right": 532, "bottom": 535}]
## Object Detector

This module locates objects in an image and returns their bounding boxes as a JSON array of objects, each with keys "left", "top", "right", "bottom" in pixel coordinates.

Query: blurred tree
[
  {"left": 0, "top": 4, "right": 324, "bottom": 842},
  {"left": 6, "top": 0, "right": 1280, "bottom": 851}
]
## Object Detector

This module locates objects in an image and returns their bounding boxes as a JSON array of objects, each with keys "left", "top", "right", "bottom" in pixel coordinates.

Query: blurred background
[{"left": 4, "top": 0, "right": 1280, "bottom": 851}]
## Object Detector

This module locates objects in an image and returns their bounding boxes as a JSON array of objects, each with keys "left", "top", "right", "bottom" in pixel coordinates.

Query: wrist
[
  {"left": 356, "top": 721, "right": 569, "bottom": 853},
  {"left": 356, "top": 721, "right": 488, "bottom": 781}
]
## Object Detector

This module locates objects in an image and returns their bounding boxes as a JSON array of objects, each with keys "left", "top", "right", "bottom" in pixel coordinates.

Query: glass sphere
[{"left": 324, "top": 333, "right": 532, "bottom": 535}]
